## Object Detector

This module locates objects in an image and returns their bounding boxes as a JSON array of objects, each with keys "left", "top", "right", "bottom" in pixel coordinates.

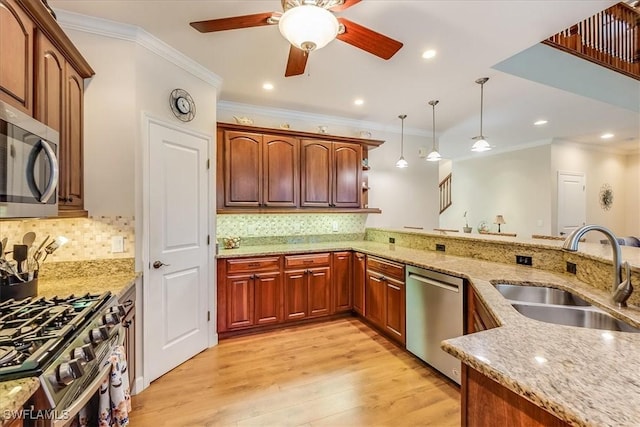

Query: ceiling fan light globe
[
  {"left": 278, "top": 5, "right": 339, "bottom": 51},
  {"left": 426, "top": 150, "right": 441, "bottom": 162},
  {"left": 395, "top": 157, "right": 408, "bottom": 168},
  {"left": 471, "top": 138, "right": 491, "bottom": 152}
]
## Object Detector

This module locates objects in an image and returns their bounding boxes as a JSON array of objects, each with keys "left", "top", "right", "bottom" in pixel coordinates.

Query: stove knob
[
  {"left": 89, "top": 325, "right": 109, "bottom": 344},
  {"left": 109, "top": 304, "right": 127, "bottom": 317},
  {"left": 102, "top": 312, "right": 120, "bottom": 327},
  {"left": 56, "top": 359, "right": 84, "bottom": 386},
  {"left": 72, "top": 344, "right": 96, "bottom": 363}
]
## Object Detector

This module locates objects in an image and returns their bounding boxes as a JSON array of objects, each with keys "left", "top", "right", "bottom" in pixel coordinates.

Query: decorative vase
[{"left": 463, "top": 226, "right": 472, "bottom": 233}]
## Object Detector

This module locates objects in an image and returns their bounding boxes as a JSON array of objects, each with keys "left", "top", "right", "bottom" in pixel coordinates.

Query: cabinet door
[
  {"left": 263, "top": 135, "right": 298, "bottom": 207},
  {"left": 300, "top": 140, "right": 332, "bottom": 207},
  {"left": 385, "top": 276, "right": 405, "bottom": 344},
  {"left": 123, "top": 305, "right": 136, "bottom": 387},
  {"left": 308, "top": 266, "right": 331, "bottom": 318},
  {"left": 59, "top": 63, "right": 85, "bottom": 211},
  {"left": 332, "top": 251, "right": 352, "bottom": 313},
  {"left": 254, "top": 271, "right": 282, "bottom": 325},
  {"left": 0, "top": 0, "right": 33, "bottom": 113},
  {"left": 284, "top": 270, "right": 308, "bottom": 321},
  {"left": 35, "top": 32, "right": 63, "bottom": 132},
  {"left": 224, "top": 131, "right": 262, "bottom": 207},
  {"left": 353, "top": 252, "right": 366, "bottom": 315},
  {"left": 332, "top": 143, "right": 362, "bottom": 208},
  {"left": 365, "top": 271, "right": 386, "bottom": 329},
  {"left": 226, "top": 274, "right": 255, "bottom": 329}
]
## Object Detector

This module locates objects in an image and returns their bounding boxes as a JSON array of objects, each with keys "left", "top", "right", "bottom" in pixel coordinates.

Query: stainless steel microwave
[{"left": 0, "top": 100, "right": 59, "bottom": 218}]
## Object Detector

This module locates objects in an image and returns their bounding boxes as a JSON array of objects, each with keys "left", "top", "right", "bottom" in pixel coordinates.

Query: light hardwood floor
[{"left": 130, "top": 318, "right": 460, "bottom": 426}]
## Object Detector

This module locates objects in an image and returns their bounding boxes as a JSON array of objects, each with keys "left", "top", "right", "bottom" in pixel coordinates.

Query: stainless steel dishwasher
[{"left": 406, "top": 265, "right": 463, "bottom": 384}]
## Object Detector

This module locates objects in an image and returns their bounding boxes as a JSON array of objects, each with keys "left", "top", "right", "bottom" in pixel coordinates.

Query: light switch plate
[{"left": 111, "top": 236, "right": 124, "bottom": 253}]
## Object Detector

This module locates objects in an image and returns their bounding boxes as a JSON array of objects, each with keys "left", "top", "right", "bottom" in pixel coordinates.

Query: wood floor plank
[{"left": 130, "top": 318, "right": 460, "bottom": 426}]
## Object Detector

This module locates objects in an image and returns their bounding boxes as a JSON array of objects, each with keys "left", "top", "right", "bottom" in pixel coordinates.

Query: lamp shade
[
  {"left": 395, "top": 156, "right": 408, "bottom": 168},
  {"left": 426, "top": 150, "right": 441, "bottom": 162},
  {"left": 278, "top": 5, "right": 339, "bottom": 51},
  {"left": 494, "top": 215, "right": 506, "bottom": 225},
  {"left": 471, "top": 138, "right": 491, "bottom": 152}
]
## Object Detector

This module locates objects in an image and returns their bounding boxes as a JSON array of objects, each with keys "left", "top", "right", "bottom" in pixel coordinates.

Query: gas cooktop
[{"left": 0, "top": 293, "right": 113, "bottom": 381}]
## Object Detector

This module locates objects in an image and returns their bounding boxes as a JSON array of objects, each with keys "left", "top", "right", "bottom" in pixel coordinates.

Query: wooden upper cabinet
[
  {"left": 300, "top": 140, "right": 332, "bottom": 207},
  {"left": 333, "top": 143, "right": 361, "bottom": 208},
  {"left": 0, "top": 0, "right": 33, "bottom": 114},
  {"left": 263, "top": 135, "right": 298, "bottom": 207},
  {"left": 300, "top": 140, "right": 361, "bottom": 208},
  {"left": 35, "top": 32, "right": 63, "bottom": 132},
  {"left": 224, "top": 131, "right": 262, "bottom": 207},
  {"left": 59, "top": 63, "right": 85, "bottom": 212},
  {"left": 224, "top": 131, "right": 299, "bottom": 207}
]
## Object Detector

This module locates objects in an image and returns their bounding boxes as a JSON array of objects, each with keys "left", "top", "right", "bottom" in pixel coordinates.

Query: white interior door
[
  {"left": 145, "top": 119, "right": 210, "bottom": 383},
  {"left": 557, "top": 171, "right": 586, "bottom": 236}
]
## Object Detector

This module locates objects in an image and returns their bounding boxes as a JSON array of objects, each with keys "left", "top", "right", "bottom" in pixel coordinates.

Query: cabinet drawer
[
  {"left": 284, "top": 253, "right": 331, "bottom": 269},
  {"left": 226, "top": 256, "right": 281, "bottom": 274},
  {"left": 367, "top": 256, "right": 405, "bottom": 281}
]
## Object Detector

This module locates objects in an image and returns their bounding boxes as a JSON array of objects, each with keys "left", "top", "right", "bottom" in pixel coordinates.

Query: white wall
[
  {"left": 626, "top": 153, "right": 640, "bottom": 235},
  {"left": 439, "top": 144, "right": 552, "bottom": 237},
  {"left": 551, "top": 142, "right": 630, "bottom": 237}
]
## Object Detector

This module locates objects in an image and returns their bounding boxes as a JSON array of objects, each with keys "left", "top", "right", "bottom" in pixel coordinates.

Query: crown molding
[
  {"left": 54, "top": 9, "right": 223, "bottom": 88},
  {"left": 217, "top": 100, "right": 430, "bottom": 137}
]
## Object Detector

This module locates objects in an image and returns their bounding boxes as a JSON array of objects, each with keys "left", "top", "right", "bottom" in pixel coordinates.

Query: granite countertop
[
  {"left": 0, "top": 270, "right": 139, "bottom": 425},
  {"left": 218, "top": 240, "right": 640, "bottom": 426}
]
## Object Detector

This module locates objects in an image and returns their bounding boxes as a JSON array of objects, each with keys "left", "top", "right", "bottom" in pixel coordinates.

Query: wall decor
[{"left": 599, "top": 183, "right": 614, "bottom": 210}]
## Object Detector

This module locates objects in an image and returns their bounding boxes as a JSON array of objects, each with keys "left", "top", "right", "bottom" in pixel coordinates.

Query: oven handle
[{"left": 53, "top": 328, "right": 125, "bottom": 427}]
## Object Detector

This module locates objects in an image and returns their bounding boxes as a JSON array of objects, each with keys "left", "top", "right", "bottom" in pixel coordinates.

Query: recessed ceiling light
[
  {"left": 601, "top": 133, "right": 614, "bottom": 139},
  {"left": 422, "top": 49, "right": 437, "bottom": 59},
  {"left": 533, "top": 120, "right": 548, "bottom": 126},
  {"left": 354, "top": 98, "right": 364, "bottom": 106},
  {"left": 262, "top": 82, "right": 274, "bottom": 91}
]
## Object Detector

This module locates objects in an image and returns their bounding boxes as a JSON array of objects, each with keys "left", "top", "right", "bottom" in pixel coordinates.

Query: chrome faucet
[{"left": 562, "top": 224, "right": 633, "bottom": 307}]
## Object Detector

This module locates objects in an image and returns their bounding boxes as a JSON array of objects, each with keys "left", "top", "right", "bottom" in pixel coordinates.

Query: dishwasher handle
[{"left": 408, "top": 273, "right": 460, "bottom": 293}]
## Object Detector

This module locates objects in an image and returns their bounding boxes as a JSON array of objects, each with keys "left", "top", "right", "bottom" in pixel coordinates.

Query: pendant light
[
  {"left": 395, "top": 114, "right": 408, "bottom": 168},
  {"left": 426, "top": 100, "right": 441, "bottom": 162},
  {"left": 471, "top": 77, "right": 492, "bottom": 152}
]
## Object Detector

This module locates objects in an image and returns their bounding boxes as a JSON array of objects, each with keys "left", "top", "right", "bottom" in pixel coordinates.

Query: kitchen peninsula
[{"left": 216, "top": 228, "right": 640, "bottom": 426}]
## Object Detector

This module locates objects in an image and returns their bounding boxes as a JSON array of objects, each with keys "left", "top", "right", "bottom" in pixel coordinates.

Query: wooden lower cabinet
[
  {"left": 462, "top": 286, "right": 567, "bottom": 427},
  {"left": 284, "top": 261, "right": 331, "bottom": 320},
  {"left": 332, "top": 251, "right": 352, "bottom": 313},
  {"left": 353, "top": 252, "right": 366, "bottom": 315},
  {"left": 365, "top": 256, "right": 405, "bottom": 344}
]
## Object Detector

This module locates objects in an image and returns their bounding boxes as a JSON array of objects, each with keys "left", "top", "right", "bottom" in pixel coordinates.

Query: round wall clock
[
  {"left": 169, "top": 88, "right": 196, "bottom": 122},
  {"left": 599, "top": 183, "right": 614, "bottom": 210}
]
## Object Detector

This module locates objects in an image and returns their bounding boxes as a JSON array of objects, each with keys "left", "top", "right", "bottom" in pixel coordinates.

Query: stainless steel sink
[
  {"left": 512, "top": 303, "right": 640, "bottom": 333},
  {"left": 494, "top": 283, "right": 591, "bottom": 306}
]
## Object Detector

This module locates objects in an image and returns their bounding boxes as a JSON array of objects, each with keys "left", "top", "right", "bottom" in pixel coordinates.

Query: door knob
[{"left": 153, "top": 261, "right": 170, "bottom": 269}]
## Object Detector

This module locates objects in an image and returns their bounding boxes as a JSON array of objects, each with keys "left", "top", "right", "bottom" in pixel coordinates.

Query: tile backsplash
[
  {"left": 0, "top": 216, "right": 135, "bottom": 262},
  {"left": 217, "top": 213, "right": 368, "bottom": 238}
]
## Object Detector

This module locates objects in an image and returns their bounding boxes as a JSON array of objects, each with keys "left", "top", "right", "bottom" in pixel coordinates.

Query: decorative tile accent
[
  {"left": 0, "top": 216, "right": 135, "bottom": 262},
  {"left": 217, "top": 213, "right": 367, "bottom": 239}
]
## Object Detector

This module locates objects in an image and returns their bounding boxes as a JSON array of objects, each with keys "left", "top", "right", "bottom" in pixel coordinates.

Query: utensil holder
[{"left": 0, "top": 272, "right": 38, "bottom": 302}]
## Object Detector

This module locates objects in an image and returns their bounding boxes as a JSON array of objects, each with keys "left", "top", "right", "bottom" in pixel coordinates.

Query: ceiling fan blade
[
  {"left": 329, "top": 0, "right": 362, "bottom": 12},
  {"left": 285, "top": 46, "right": 309, "bottom": 77},
  {"left": 336, "top": 17, "right": 403, "bottom": 60},
  {"left": 190, "top": 12, "right": 274, "bottom": 33}
]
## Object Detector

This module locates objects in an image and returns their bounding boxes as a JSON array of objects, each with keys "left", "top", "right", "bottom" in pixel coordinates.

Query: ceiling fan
[{"left": 190, "top": 0, "right": 403, "bottom": 77}]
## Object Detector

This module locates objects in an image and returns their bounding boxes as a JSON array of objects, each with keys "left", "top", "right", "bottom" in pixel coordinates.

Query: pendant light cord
[
  {"left": 432, "top": 103, "right": 436, "bottom": 150},
  {"left": 399, "top": 114, "right": 407, "bottom": 155},
  {"left": 479, "top": 82, "right": 483, "bottom": 137}
]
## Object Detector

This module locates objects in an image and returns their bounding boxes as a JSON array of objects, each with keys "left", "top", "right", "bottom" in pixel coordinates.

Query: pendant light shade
[
  {"left": 278, "top": 5, "right": 340, "bottom": 52},
  {"left": 426, "top": 100, "right": 441, "bottom": 162},
  {"left": 471, "top": 77, "right": 492, "bottom": 152},
  {"left": 395, "top": 114, "right": 408, "bottom": 168}
]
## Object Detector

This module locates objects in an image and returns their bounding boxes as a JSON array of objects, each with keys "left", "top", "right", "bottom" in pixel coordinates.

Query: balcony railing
[{"left": 543, "top": 2, "right": 639, "bottom": 80}]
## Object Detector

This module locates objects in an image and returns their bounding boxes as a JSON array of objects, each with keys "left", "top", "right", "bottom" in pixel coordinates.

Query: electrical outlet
[
  {"left": 293, "top": 222, "right": 301, "bottom": 234},
  {"left": 332, "top": 221, "right": 339, "bottom": 232},
  {"left": 389, "top": 237, "right": 395, "bottom": 244},
  {"left": 436, "top": 243, "right": 446, "bottom": 252},
  {"left": 566, "top": 262, "right": 577, "bottom": 274},
  {"left": 516, "top": 255, "right": 533, "bottom": 266},
  {"left": 111, "top": 236, "right": 124, "bottom": 253},
  {"left": 246, "top": 223, "right": 256, "bottom": 236}
]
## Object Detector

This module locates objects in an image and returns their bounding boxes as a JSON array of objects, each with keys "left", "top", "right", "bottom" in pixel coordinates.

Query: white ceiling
[{"left": 51, "top": 0, "right": 640, "bottom": 159}]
